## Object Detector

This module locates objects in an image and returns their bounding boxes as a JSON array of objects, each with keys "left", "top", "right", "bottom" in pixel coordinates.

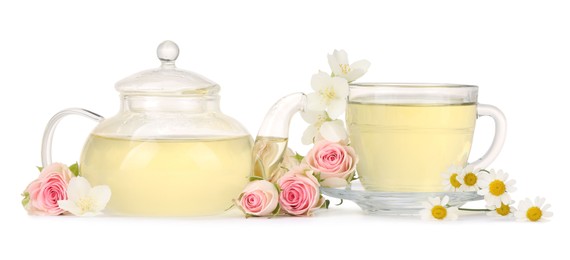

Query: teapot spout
[{"left": 252, "top": 93, "right": 307, "bottom": 180}]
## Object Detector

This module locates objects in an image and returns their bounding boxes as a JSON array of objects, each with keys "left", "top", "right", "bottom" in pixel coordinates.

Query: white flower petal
[
  {"left": 301, "top": 109, "right": 326, "bottom": 124},
  {"left": 331, "top": 77, "right": 349, "bottom": 98},
  {"left": 421, "top": 201, "right": 432, "bottom": 209},
  {"left": 428, "top": 196, "right": 440, "bottom": 206},
  {"left": 500, "top": 193, "right": 512, "bottom": 205},
  {"left": 57, "top": 200, "right": 80, "bottom": 215},
  {"left": 351, "top": 59, "right": 371, "bottom": 71},
  {"left": 67, "top": 177, "right": 92, "bottom": 202},
  {"left": 328, "top": 54, "right": 342, "bottom": 76},
  {"left": 306, "top": 92, "right": 327, "bottom": 111},
  {"left": 332, "top": 50, "right": 349, "bottom": 65},
  {"left": 89, "top": 185, "right": 111, "bottom": 212},
  {"left": 326, "top": 98, "right": 347, "bottom": 119},
  {"left": 302, "top": 125, "right": 318, "bottom": 145},
  {"left": 320, "top": 120, "right": 348, "bottom": 143},
  {"left": 441, "top": 196, "right": 450, "bottom": 206},
  {"left": 535, "top": 197, "right": 546, "bottom": 208},
  {"left": 542, "top": 211, "right": 553, "bottom": 218},
  {"left": 517, "top": 200, "right": 531, "bottom": 213},
  {"left": 496, "top": 170, "right": 506, "bottom": 181},
  {"left": 463, "top": 165, "right": 475, "bottom": 174},
  {"left": 311, "top": 71, "right": 332, "bottom": 92},
  {"left": 345, "top": 69, "right": 366, "bottom": 82},
  {"left": 541, "top": 204, "right": 551, "bottom": 212},
  {"left": 446, "top": 207, "right": 459, "bottom": 221},
  {"left": 485, "top": 194, "right": 501, "bottom": 208}
]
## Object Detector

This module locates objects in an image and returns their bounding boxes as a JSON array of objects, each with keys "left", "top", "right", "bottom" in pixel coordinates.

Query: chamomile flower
[
  {"left": 515, "top": 197, "right": 553, "bottom": 222},
  {"left": 441, "top": 165, "right": 463, "bottom": 191},
  {"left": 478, "top": 169, "right": 516, "bottom": 208},
  {"left": 486, "top": 200, "right": 516, "bottom": 217},
  {"left": 420, "top": 196, "right": 459, "bottom": 221},
  {"left": 457, "top": 165, "right": 482, "bottom": 192}
]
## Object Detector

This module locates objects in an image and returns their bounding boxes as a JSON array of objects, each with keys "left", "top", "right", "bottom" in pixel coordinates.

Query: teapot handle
[
  {"left": 41, "top": 108, "right": 104, "bottom": 167},
  {"left": 256, "top": 93, "right": 307, "bottom": 138}
]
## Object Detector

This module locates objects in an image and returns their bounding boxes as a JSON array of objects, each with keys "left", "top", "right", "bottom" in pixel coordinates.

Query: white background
[{"left": 1, "top": 0, "right": 568, "bottom": 259}]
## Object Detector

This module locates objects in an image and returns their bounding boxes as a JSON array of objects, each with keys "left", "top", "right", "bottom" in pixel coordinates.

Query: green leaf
[
  {"left": 36, "top": 166, "right": 43, "bottom": 172},
  {"left": 322, "top": 199, "right": 330, "bottom": 209},
  {"left": 335, "top": 199, "right": 344, "bottom": 206},
  {"left": 249, "top": 176, "right": 264, "bottom": 182},
  {"left": 224, "top": 204, "right": 235, "bottom": 212},
  {"left": 478, "top": 169, "right": 490, "bottom": 174},
  {"left": 294, "top": 153, "right": 304, "bottom": 162},
  {"left": 271, "top": 204, "right": 281, "bottom": 217},
  {"left": 21, "top": 192, "right": 30, "bottom": 207},
  {"left": 69, "top": 162, "right": 80, "bottom": 177},
  {"left": 273, "top": 183, "right": 281, "bottom": 192}
]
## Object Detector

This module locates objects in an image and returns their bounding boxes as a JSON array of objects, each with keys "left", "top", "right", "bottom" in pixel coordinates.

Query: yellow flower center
[
  {"left": 450, "top": 173, "right": 461, "bottom": 189},
  {"left": 77, "top": 197, "right": 95, "bottom": 213},
  {"left": 321, "top": 87, "right": 336, "bottom": 101},
  {"left": 495, "top": 203, "right": 511, "bottom": 216},
  {"left": 339, "top": 64, "right": 351, "bottom": 74},
  {"left": 489, "top": 180, "right": 506, "bottom": 196},
  {"left": 463, "top": 172, "right": 478, "bottom": 186},
  {"left": 431, "top": 205, "right": 447, "bottom": 220},
  {"left": 526, "top": 206, "right": 543, "bottom": 222}
]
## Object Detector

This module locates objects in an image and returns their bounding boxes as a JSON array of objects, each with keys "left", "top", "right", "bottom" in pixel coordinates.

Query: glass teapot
[{"left": 41, "top": 41, "right": 301, "bottom": 216}]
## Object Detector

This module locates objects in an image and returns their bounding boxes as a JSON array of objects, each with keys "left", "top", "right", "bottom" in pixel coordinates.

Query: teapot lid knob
[{"left": 157, "top": 40, "right": 179, "bottom": 67}]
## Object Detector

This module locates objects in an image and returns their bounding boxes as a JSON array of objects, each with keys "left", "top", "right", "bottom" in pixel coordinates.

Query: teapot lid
[{"left": 115, "top": 40, "right": 220, "bottom": 95}]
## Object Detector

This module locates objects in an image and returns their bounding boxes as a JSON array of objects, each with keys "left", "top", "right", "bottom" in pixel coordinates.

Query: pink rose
[
  {"left": 269, "top": 148, "right": 301, "bottom": 183},
  {"left": 305, "top": 140, "right": 358, "bottom": 188},
  {"left": 277, "top": 166, "right": 324, "bottom": 216},
  {"left": 237, "top": 180, "right": 279, "bottom": 217},
  {"left": 24, "top": 163, "right": 74, "bottom": 215}
]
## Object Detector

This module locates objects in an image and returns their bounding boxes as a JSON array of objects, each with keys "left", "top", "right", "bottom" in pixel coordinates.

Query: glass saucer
[{"left": 320, "top": 180, "right": 483, "bottom": 215}]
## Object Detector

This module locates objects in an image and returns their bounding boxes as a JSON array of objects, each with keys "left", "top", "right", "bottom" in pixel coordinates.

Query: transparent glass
[
  {"left": 42, "top": 41, "right": 252, "bottom": 216},
  {"left": 347, "top": 83, "right": 506, "bottom": 192},
  {"left": 258, "top": 83, "right": 506, "bottom": 215}
]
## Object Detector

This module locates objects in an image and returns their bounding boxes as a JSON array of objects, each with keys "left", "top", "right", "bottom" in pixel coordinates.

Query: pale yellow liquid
[
  {"left": 252, "top": 136, "right": 288, "bottom": 182},
  {"left": 80, "top": 135, "right": 252, "bottom": 216},
  {"left": 347, "top": 102, "right": 476, "bottom": 192}
]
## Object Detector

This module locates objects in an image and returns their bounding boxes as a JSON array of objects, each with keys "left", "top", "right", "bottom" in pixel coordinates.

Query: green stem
[{"left": 458, "top": 208, "right": 491, "bottom": 212}]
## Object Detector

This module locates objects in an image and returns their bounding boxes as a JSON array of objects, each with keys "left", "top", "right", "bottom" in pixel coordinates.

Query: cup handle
[
  {"left": 41, "top": 108, "right": 104, "bottom": 167},
  {"left": 466, "top": 104, "right": 507, "bottom": 170}
]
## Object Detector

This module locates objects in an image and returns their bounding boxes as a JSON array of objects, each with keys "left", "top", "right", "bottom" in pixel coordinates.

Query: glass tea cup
[{"left": 259, "top": 83, "right": 506, "bottom": 192}]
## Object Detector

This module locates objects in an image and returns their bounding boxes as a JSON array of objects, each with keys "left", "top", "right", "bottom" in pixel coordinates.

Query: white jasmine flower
[
  {"left": 420, "top": 196, "right": 459, "bottom": 221},
  {"left": 57, "top": 177, "right": 111, "bottom": 216},
  {"left": 301, "top": 110, "right": 347, "bottom": 145},
  {"left": 306, "top": 72, "right": 349, "bottom": 119},
  {"left": 515, "top": 197, "right": 553, "bottom": 222},
  {"left": 328, "top": 49, "right": 370, "bottom": 82}
]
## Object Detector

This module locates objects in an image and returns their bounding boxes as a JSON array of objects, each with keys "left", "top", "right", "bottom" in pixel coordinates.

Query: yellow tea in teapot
[
  {"left": 347, "top": 102, "right": 476, "bottom": 192},
  {"left": 80, "top": 135, "right": 252, "bottom": 216}
]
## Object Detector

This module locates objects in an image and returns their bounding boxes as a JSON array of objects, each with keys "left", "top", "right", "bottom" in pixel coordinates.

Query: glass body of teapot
[{"left": 42, "top": 41, "right": 252, "bottom": 216}]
